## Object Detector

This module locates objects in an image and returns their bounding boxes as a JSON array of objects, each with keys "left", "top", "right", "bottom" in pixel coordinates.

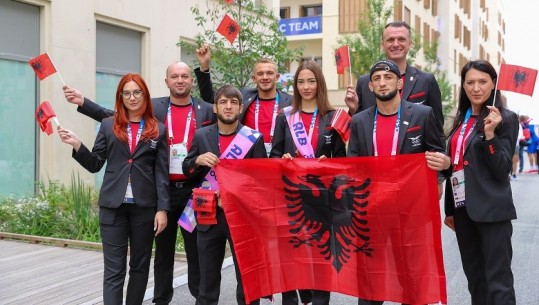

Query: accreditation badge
[
  {"left": 451, "top": 170, "right": 465, "bottom": 208},
  {"left": 169, "top": 143, "right": 188, "bottom": 174},
  {"left": 264, "top": 142, "right": 272, "bottom": 157}
]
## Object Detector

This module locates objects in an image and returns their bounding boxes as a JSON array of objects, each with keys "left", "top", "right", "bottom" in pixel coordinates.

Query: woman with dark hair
[
  {"left": 444, "top": 60, "right": 518, "bottom": 305},
  {"left": 59, "top": 73, "right": 170, "bottom": 305},
  {"left": 270, "top": 60, "right": 346, "bottom": 305}
]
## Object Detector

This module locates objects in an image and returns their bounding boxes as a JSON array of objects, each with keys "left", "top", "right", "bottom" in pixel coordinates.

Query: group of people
[{"left": 57, "top": 20, "right": 518, "bottom": 305}]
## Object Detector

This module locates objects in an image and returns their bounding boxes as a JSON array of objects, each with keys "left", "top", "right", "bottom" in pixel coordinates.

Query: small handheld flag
[
  {"left": 36, "top": 101, "right": 60, "bottom": 135},
  {"left": 178, "top": 199, "right": 197, "bottom": 232},
  {"left": 216, "top": 14, "right": 240, "bottom": 44},
  {"left": 330, "top": 107, "right": 352, "bottom": 142},
  {"left": 335, "top": 46, "right": 350, "bottom": 75},
  {"left": 497, "top": 64, "right": 537, "bottom": 96},
  {"left": 28, "top": 52, "right": 66, "bottom": 85}
]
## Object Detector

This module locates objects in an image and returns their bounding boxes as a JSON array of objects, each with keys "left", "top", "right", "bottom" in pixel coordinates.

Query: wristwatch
[{"left": 159, "top": 209, "right": 168, "bottom": 213}]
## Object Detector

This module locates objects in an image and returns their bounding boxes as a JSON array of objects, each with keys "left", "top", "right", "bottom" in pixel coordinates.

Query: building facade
[{"left": 0, "top": 0, "right": 505, "bottom": 196}]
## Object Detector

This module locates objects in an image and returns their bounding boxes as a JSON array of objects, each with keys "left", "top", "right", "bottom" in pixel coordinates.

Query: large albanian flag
[{"left": 216, "top": 154, "right": 446, "bottom": 304}]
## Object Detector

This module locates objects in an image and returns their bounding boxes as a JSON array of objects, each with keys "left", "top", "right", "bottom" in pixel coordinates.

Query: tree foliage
[
  {"left": 422, "top": 40, "right": 454, "bottom": 114},
  {"left": 178, "top": 0, "right": 303, "bottom": 89}
]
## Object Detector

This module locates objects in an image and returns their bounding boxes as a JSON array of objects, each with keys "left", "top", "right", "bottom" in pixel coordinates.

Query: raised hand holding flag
[
  {"left": 216, "top": 14, "right": 240, "bottom": 44},
  {"left": 36, "top": 101, "right": 60, "bottom": 135},
  {"left": 497, "top": 64, "right": 538, "bottom": 96}
]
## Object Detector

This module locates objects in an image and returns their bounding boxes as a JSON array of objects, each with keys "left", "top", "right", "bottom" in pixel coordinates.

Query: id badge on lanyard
[
  {"left": 451, "top": 170, "right": 465, "bottom": 208},
  {"left": 170, "top": 143, "right": 188, "bottom": 174}
]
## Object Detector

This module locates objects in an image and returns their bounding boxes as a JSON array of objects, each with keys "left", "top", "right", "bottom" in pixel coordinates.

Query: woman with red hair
[{"left": 59, "top": 73, "right": 170, "bottom": 305}]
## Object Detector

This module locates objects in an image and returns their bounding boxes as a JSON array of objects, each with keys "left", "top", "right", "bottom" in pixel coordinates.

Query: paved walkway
[{"left": 0, "top": 239, "right": 188, "bottom": 305}]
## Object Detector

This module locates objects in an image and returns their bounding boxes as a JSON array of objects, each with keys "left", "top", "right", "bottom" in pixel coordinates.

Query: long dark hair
[
  {"left": 291, "top": 60, "right": 334, "bottom": 116},
  {"left": 449, "top": 60, "right": 509, "bottom": 136}
]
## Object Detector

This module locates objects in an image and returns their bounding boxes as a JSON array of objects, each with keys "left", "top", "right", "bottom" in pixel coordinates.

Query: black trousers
[
  {"left": 195, "top": 208, "right": 260, "bottom": 305},
  {"left": 153, "top": 181, "right": 200, "bottom": 304},
  {"left": 454, "top": 207, "right": 516, "bottom": 305},
  {"left": 100, "top": 204, "right": 155, "bottom": 305},
  {"left": 282, "top": 290, "right": 329, "bottom": 305}
]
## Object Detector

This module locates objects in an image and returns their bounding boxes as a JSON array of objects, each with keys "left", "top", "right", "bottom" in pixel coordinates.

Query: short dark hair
[
  {"left": 383, "top": 21, "right": 412, "bottom": 39},
  {"left": 214, "top": 84, "right": 243, "bottom": 104}
]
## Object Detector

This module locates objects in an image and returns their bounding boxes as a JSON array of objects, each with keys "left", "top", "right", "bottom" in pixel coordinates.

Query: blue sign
[{"left": 279, "top": 16, "right": 322, "bottom": 36}]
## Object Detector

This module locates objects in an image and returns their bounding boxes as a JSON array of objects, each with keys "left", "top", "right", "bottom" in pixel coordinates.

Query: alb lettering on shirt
[{"left": 283, "top": 106, "right": 316, "bottom": 158}]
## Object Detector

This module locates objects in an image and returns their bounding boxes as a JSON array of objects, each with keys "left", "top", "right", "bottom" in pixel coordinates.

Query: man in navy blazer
[
  {"left": 63, "top": 62, "right": 216, "bottom": 305},
  {"left": 348, "top": 60, "right": 450, "bottom": 305},
  {"left": 344, "top": 21, "right": 444, "bottom": 143},
  {"left": 183, "top": 85, "right": 266, "bottom": 305}
]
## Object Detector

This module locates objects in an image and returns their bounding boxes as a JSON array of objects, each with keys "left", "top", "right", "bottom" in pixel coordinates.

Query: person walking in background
[
  {"left": 526, "top": 119, "right": 538, "bottom": 172},
  {"left": 63, "top": 61, "right": 215, "bottom": 305},
  {"left": 59, "top": 73, "right": 170, "bottom": 305},
  {"left": 518, "top": 115, "right": 530, "bottom": 173},
  {"left": 270, "top": 60, "right": 347, "bottom": 305},
  {"left": 444, "top": 60, "right": 518, "bottom": 305}
]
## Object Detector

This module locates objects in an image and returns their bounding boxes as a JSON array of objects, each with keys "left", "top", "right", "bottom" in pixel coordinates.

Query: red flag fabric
[
  {"left": 28, "top": 53, "right": 57, "bottom": 80},
  {"left": 335, "top": 45, "right": 350, "bottom": 74},
  {"left": 35, "top": 101, "right": 56, "bottom": 135},
  {"left": 497, "top": 64, "right": 538, "bottom": 96},
  {"left": 216, "top": 155, "right": 447, "bottom": 305},
  {"left": 216, "top": 14, "right": 240, "bottom": 44},
  {"left": 225, "top": 0, "right": 235, "bottom": 3},
  {"left": 330, "top": 107, "right": 351, "bottom": 142}
]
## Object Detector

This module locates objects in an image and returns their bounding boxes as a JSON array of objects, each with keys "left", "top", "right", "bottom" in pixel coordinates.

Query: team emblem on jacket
[
  {"left": 283, "top": 174, "right": 372, "bottom": 272},
  {"left": 408, "top": 135, "right": 422, "bottom": 147},
  {"left": 150, "top": 140, "right": 158, "bottom": 149},
  {"left": 324, "top": 135, "right": 332, "bottom": 145}
]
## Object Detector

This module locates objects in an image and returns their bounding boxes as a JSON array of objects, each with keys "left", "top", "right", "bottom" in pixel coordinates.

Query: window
[
  {"left": 339, "top": 0, "right": 366, "bottom": 33},
  {"left": 424, "top": 0, "right": 431, "bottom": 9},
  {"left": 280, "top": 7, "right": 290, "bottom": 19},
  {"left": 95, "top": 22, "right": 141, "bottom": 186},
  {"left": 423, "top": 23, "right": 430, "bottom": 44},
  {"left": 394, "top": 0, "right": 403, "bottom": 21},
  {"left": 0, "top": 0, "right": 39, "bottom": 197},
  {"left": 404, "top": 6, "right": 411, "bottom": 26},
  {"left": 432, "top": 0, "right": 438, "bottom": 16},
  {"left": 301, "top": 5, "right": 322, "bottom": 17}
]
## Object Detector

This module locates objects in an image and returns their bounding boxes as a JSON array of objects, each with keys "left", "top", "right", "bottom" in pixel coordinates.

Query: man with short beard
[
  {"left": 182, "top": 85, "right": 266, "bottom": 305},
  {"left": 347, "top": 60, "right": 450, "bottom": 305}
]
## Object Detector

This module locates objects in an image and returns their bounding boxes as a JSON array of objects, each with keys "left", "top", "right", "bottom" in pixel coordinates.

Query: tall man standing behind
[
  {"left": 63, "top": 61, "right": 215, "bottom": 305},
  {"left": 344, "top": 21, "right": 444, "bottom": 142},
  {"left": 348, "top": 60, "right": 450, "bottom": 305}
]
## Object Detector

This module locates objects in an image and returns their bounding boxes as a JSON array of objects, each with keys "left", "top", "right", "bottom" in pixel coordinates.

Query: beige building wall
[{"left": 24, "top": 0, "right": 226, "bottom": 187}]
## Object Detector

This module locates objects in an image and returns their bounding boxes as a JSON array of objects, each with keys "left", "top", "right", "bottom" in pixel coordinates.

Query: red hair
[{"left": 113, "top": 73, "right": 159, "bottom": 142}]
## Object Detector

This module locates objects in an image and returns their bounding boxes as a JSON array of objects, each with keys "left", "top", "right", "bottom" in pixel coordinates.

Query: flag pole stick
[
  {"left": 347, "top": 45, "right": 353, "bottom": 86},
  {"left": 492, "top": 65, "right": 501, "bottom": 106},
  {"left": 53, "top": 116, "right": 60, "bottom": 127},
  {"left": 45, "top": 52, "right": 66, "bottom": 86}
]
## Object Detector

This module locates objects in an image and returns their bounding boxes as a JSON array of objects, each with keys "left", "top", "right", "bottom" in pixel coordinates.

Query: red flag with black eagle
[
  {"left": 497, "top": 64, "right": 538, "bottom": 96},
  {"left": 335, "top": 45, "right": 350, "bottom": 75},
  {"left": 28, "top": 53, "right": 57, "bottom": 80},
  {"left": 216, "top": 14, "right": 240, "bottom": 44},
  {"left": 330, "top": 107, "right": 351, "bottom": 142},
  {"left": 35, "top": 101, "right": 57, "bottom": 135},
  {"left": 216, "top": 155, "right": 447, "bottom": 305}
]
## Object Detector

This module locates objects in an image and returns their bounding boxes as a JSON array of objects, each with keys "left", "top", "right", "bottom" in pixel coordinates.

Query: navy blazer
[
  {"left": 444, "top": 110, "right": 518, "bottom": 222},
  {"left": 269, "top": 110, "right": 346, "bottom": 158},
  {"left": 347, "top": 101, "right": 445, "bottom": 157},
  {"left": 355, "top": 65, "right": 444, "bottom": 140},
  {"left": 195, "top": 68, "right": 292, "bottom": 122},
  {"left": 73, "top": 117, "right": 170, "bottom": 211},
  {"left": 77, "top": 96, "right": 215, "bottom": 128}
]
